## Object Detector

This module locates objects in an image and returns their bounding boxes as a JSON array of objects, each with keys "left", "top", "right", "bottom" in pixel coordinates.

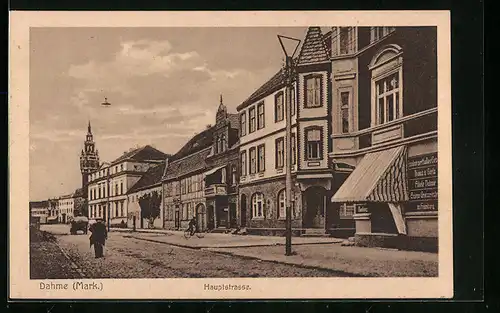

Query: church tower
[{"left": 79, "top": 121, "right": 100, "bottom": 193}]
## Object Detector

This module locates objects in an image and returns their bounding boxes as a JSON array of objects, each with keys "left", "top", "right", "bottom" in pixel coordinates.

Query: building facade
[
  {"left": 329, "top": 26, "right": 438, "bottom": 251},
  {"left": 87, "top": 145, "right": 169, "bottom": 226},
  {"left": 204, "top": 96, "right": 240, "bottom": 230},
  {"left": 29, "top": 200, "right": 49, "bottom": 224},
  {"left": 57, "top": 193, "right": 75, "bottom": 223},
  {"left": 127, "top": 162, "right": 166, "bottom": 229},
  {"left": 236, "top": 27, "right": 350, "bottom": 236},
  {"left": 47, "top": 198, "right": 59, "bottom": 224}
]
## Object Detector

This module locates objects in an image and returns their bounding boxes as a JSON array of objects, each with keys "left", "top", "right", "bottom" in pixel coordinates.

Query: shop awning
[
  {"left": 331, "top": 146, "right": 408, "bottom": 203},
  {"left": 204, "top": 165, "right": 225, "bottom": 176}
]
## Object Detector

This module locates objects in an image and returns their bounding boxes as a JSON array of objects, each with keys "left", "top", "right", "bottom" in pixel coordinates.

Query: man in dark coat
[{"left": 89, "top": 219, "right": 108, "bottom": 258}]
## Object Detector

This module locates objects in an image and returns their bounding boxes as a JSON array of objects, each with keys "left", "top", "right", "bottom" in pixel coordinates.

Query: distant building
[
  {"left": 58, "top": 193, "right": 75, "bottom": 223},
  {"left": 127, "top": 161, "right": 166, "bottom": 229},
  {"left": 72, "top": 187, "right": 86, "bottom": 217},
  {"left": 86, "top": 145, "right": 169, "bottom": 226},
  {"left": 80, "top": 121, "right": 100, "bottom": 198},
  {"left": 29, "top": 200, "right": 49, "bottom": 224},
  {"left": 47, "top": 198, "right": 59, "bottom": 224}
]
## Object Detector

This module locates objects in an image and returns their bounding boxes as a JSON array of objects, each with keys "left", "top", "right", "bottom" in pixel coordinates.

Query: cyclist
[{"left": 187, "top": 216, "right": 197, "bottom": 236}]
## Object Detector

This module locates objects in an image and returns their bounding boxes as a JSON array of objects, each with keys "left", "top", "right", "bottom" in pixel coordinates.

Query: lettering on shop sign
[{"left": 407, "top": 152, "right": 438, "bottom": 211}]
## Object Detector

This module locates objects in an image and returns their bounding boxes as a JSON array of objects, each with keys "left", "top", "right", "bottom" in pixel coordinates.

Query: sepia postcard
[{"left": 9, "top": 10, "right": 452, "bottom": 300}]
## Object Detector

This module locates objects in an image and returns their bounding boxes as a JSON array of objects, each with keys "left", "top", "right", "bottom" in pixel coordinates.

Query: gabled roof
[
  {"left": 111, "top": 145, "right": 169, "bottom": 165},
  {"left": 170, "top": 126, "right": 215, "bottom": 162},
  {"left": 128, "top": 162, "right": 166, "bottom": 194},
  {"left": 162, "top": 147, "right": 211, "bottom": 181},
  {"left": 297, "top": 27, "right": 330, "bottom": 66},
  {"left": 236, "top": 68, "right": 286, "bottom": 111}
]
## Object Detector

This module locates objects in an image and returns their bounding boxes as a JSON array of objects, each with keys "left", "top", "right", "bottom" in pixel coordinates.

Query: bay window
[
  {"left": 305, "top": 75, "right": 322, "bottom": 108},
  {"left": 305, "top": 128, "right": 323, "bottom": 160}
]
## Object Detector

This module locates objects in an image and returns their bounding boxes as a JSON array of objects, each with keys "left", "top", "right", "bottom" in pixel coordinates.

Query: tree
[{"left": 138, "top": 191, "right": 162, "bottom": 229}]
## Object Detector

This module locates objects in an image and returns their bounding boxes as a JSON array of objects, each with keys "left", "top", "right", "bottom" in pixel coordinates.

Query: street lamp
[{"left": 277, "top": 34, "right": 301, "bottom": 256}]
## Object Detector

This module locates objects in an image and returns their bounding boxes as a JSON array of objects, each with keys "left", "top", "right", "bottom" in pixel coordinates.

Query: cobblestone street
[{"left": 36, "top": 224, "right": 352, "bottom": 278}]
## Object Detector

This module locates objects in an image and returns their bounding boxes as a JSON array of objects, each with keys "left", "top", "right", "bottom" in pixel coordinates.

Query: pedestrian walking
[
  {"left": 89, "top": 219, "right": 107, "bottom": 258},
  {"left": 187, "top": 216, "right": 197, "bottom": 236}
]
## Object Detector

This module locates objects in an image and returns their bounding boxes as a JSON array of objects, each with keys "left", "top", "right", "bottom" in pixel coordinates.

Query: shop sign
[{"left": 407, "top": 152, "right": 438, "bottom": 211}]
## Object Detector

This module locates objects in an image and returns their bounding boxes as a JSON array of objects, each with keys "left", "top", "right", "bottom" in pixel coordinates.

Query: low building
[
  {"left": 29, "top": 200, "right": 49, "bottom": 224},
  {"left": 162, "top": 129, "right": 213, "bottom": 232},
  {"left": 127, "top": 161, "right": 166, "bottom": 229},
  {"left": 87, "top": 145, "right": 170, "bottom": 226},
  {"left": 329, "top": 26, "right": 438, "bottom": 252},
  {"left": 58, "top": 193, "right": 75, "bottom": 223}
]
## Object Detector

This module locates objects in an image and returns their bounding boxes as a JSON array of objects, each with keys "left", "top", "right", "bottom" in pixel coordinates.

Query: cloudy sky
[{"left": 30, "top": 27, "right": 332, "bottom": 201}]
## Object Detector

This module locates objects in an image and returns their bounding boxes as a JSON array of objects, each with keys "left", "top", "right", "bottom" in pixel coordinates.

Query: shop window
[
  {"left": 277, "top": 189, "right": 286, "bottom": 219},
  {"left": 304, "top": 75, "right": 322, "bottom": 108},
  {"left": 249, "top": 107, "right": 256, "bottom": 133},
  {"left": 252, "top": 193, "right": 264, "bottom": 219},
  {"left": 257, "top": 102, "right": 265, "bottom": 129},
  {"left": 275, "top": 137, "right": 284, "bottom": 169},
  {"left": 275, "top": 91, "right": 284, "bottom": 122},
  {"left": 305, "top": 127, "right": 323, "bottom": 160},
  {"left": 340, "top": 203, "right": 355, "bottom": 217}
]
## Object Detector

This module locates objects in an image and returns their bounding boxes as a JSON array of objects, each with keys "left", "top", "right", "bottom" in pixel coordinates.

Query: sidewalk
[
  {"left": 111, "top": 227, "right": 344, "bottom": 249},
  {"left": 207, "top": 244, "right": 438, "bottom": 277}
]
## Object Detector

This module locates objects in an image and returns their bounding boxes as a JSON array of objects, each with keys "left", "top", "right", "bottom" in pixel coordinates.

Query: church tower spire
[{"left": 80, "top": 121, "right": 100, "bottom": 195}]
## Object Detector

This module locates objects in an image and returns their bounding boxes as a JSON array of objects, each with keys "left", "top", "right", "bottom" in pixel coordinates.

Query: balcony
[
  {"left": 332, "top": 108, "right": 437, "bottom": 156},
  {"left": 204, "top": 184, "right": 227, "bottom": 197}
]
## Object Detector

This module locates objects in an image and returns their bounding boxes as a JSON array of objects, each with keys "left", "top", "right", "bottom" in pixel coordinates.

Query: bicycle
[{"left": 183, "top": 227, "right": 212, "bottom": 239}]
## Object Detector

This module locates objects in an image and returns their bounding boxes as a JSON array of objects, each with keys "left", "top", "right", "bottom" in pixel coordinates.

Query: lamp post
[{"left": 277, "top": 34, "right": 301, "bottom": 256}]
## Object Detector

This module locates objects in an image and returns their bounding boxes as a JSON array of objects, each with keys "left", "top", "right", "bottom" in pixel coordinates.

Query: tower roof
[
  {"left": 297, "top": 27, "right": 330, "bottom": 65},
  {"left": 88, "top": 121, "right": 92, "bottom": 133}
]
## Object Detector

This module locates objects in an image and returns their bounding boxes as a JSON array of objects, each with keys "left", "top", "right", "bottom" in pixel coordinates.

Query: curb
[
  {"left": 52, "top": 238, "right": 86, "bottom": 278},
  {"left": 204, "top": 249, "right": 367, "bottom": 277},
  {"left": 125, "top": 235, "right": 343, "bottom": 249}
]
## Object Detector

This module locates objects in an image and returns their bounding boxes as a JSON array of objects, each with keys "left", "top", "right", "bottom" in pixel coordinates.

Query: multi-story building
[
  {"left": 87, "top": 145, "right": 169, "bottom": 226},
  {"left": 162, "top": 126, "right": 214, "bottom": 231},
  {"left": 127, "top": 161, "right": 166, "bottom": 229},
  {"left": 203, "top": 96, "right": 240, "bottom": 230},
  {"left": 29, "top": 200, "right": 49, "bottom": 224},
  {"left": 237, "top": 27, "right": 343, "bottom": 236},
  {"left": 329, "top": 26, "right": 438, "bottom": 251},
  {"left": 47, "top": 198, "right": 59, "bottom": 224},
  {"left": 58, "top": 193, "right": 74, "bottom": 223}
]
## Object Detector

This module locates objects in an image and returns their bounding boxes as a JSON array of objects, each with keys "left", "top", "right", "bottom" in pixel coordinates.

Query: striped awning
[{"left": 331, "top": 146, "right": 408, "bottom": 203}]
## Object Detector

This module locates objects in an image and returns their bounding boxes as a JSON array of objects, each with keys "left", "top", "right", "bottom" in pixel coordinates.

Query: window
[
  {"left": 275, "top": 92, "right": 284, "bottom": 122},
  {"left": 98, "top": 186, "right": 101, "bottom": 199},
  {"left": 375, "top": 72, "right": 401, "bottom": 125},
  {"left": 340, "top": 91, "right": 351, "bottom": 133},
  {"left": 339, "top": 27, "right": 350, "bottom": 55},
  {"left": 278, "top": 190, "right": 286, "bottom": 219},
  {"left": 120, "top": 201, "right": 124, "bottom": 217},
  {"left": 340, "top": 203, "right": 355, "bottom": 217},
  {"left": 240, "top": 151, "right": 247, "bottom": 176},
  {"left": 305, "top": 75, "right": 322, "bottom": 108},
  {"left": 252, "top": 193, "right": 264, "bottom": 219},
  {"left": 249, "top": 107, "right": 256, "bottom": 133},
  {"left": 115, "top": 202, "right": 118, "bottom": 217},
  {"left": 115, "top": 183, "right": 118, "bottom": 196},
  {"left": 120, "top": 181, "right": 123, "bottom": 194},
  {"left": 290, "top": 86, "right": 296, "bottom": 116},
  {"left": 221, "top": 168, "right": 226, "bottom": 184},
  {"left": 120, "top": 164, "right": 124, "bottom": 171},
  {"left": 240, "top": 112, "right": 247, "bottom": 136},
  {"left": 370, "top": 27, "right": 395, "bottom": 43},
  {"left": 275, "top": 137, "right": 284, "bottom": 169},
  {"left": 181, "top": 179, "right": 186, "bottom": 194},
  {"left": 231, "top": 166, "right": 237, "bottom": 186},
  {"left": 221, "top": 134, "right": 226, "bottom": 152},
  {"left": 182, "top": 203, "right": 188, "bottom": 220},
  {"left": 257, "top": 102, "right": 265, "bottom": 129},
  {"left": 306, "top": 128, "right": 323, "bottom": 160},
  {"left": 249, "top": 148, "right": 257, "bottom": 174},
  {"left": 291, "top": 133, "right": 297, "bottom": 165},
  {"left": 257, "top": 144, "right": 265, "bottom": 172}
]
